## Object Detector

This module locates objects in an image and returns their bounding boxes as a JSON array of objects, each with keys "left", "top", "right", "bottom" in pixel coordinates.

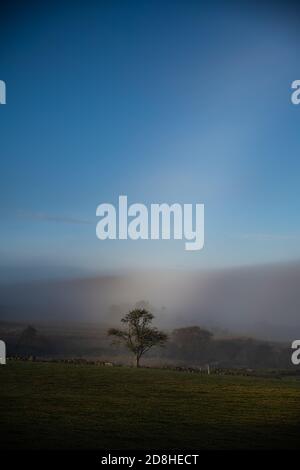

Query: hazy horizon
[{"left": 0, "top": 259, "right": 299, "bottom": 342}]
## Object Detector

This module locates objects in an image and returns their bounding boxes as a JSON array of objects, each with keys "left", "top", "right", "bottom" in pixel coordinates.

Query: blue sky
[{"left": 1, "top": 0, "right": 300, "bottom": 280}]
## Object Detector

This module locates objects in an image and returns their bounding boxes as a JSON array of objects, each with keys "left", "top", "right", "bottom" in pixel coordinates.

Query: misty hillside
[{"left": 0, "top": 261, "right": 300, "bottom": 341}]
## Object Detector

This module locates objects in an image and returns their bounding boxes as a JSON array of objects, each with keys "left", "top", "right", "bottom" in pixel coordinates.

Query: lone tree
[{"left": 108, "top": 309, "right": 168, "bottom": 367}]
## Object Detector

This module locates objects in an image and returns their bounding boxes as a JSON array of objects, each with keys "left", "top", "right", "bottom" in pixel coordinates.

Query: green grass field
[{"left": 0, "top": 361, "right": 299, "bottom": 450}]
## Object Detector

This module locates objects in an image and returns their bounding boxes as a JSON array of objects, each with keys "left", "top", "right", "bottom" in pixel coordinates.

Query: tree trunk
[{"left": 136, "top": 355, "right": 140, "bottom": 368}]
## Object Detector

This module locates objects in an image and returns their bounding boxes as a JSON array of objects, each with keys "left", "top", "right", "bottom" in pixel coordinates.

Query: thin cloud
[{"left": 17, "top": 211, "right": 93, "bottom": 225}]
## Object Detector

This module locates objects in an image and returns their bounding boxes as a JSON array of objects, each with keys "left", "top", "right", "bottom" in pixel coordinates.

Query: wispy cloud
[{"left": 17, "top": 211, "right": 93, "bottom": 225}]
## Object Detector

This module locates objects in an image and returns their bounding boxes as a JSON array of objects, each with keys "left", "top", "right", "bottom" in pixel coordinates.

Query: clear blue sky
[{"left": 1, "top": 0, "right": 300, "bottom": 280}]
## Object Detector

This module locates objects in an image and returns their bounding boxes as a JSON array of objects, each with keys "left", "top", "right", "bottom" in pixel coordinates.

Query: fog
[{"left": 0, "top": 260, "right": 300, "bottom": 341}]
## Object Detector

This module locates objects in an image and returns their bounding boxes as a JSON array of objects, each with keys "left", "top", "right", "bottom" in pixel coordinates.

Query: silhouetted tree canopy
[
  {"left": 108, "top": 309, "right": 168, "bottom": 367},
  {"left": 171, "top": 326, "right": 213, "bottom": 361}
]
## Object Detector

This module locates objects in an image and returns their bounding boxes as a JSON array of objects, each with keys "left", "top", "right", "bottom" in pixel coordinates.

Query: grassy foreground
[{"left": 0, "top": 361, "right": 299, "bottom": 450}]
